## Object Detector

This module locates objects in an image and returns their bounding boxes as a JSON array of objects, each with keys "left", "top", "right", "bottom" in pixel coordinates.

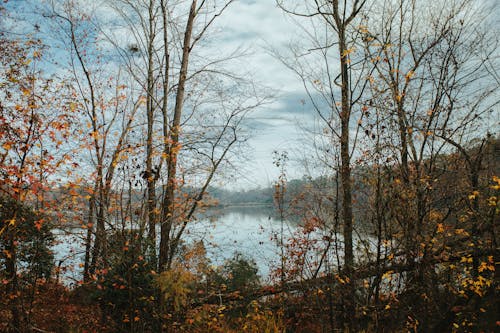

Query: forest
[{"left": 0, "top": 0, "right": 498, "bottom": 332}]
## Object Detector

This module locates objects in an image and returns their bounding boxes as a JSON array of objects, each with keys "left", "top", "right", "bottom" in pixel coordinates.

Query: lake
[{"left": 52, "top": 206, "right": 298, "bottom": 284}]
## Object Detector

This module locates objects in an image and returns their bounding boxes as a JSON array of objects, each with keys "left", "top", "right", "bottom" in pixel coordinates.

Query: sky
[
  {"left": 6, "top": 0, "right": 496, "bottom": 190},
  {"left": 209, "top": 0, "right": 317, "bottom": 188},
  {"left": 212, "top": 0, "right": 500, "bottom": 189},
  {"left": 3, "top": 0, "right": 318, "bottom": 189}
]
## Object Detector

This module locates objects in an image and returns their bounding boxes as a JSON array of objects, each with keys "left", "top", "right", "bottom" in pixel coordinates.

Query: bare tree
[
  {"left": 104, "top": 0, "right": 271, "bottom": 274},
  {"left": 359, "top": 0, "right": 499, "bottom": 329},
  {"left": 275, "top": 1, "right": 370, "bottom": 328},
  {"left": 363, "top": 0, "right": 498, "bottom": 263},
  {"left": 43, "top": 0, "right": 145, "bottom": 279}
]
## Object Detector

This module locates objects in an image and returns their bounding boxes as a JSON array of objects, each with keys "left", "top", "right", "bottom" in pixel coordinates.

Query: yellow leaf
[
  {"left": 468, "top": 191, "right": 479, "bottom": 200},
  {"left": 460, "top": 256, "right": 473, "bottom": 263},
  {"left": 382, "top": 270, "right": 394, "bottom": 280},
  {"left": 358, "top": 25, "right": 368, "bottom": 33},
  {"left": 341, "top": 48, "right": 354, "bottom": 58},
  {"left": 478, "top": 261, "right": 495, "bottom": 272}
]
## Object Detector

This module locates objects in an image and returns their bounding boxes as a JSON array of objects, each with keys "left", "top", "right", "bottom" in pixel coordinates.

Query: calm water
[{"left": 52, "top": 206, "right": 295, "bottom": 284}]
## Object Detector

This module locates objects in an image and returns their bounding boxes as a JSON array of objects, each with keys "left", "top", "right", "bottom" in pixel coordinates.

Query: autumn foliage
[{"left": 0, "top": 0, "right": 499, "bottom": 332}]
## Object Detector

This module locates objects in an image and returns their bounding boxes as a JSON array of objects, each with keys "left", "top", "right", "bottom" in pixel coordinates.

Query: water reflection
[
  {"left": 52, "top": 206, "right": 294, "bottom": 284},
  {"left": 187, "top": 206, "right": 295, "bottom": 280}
]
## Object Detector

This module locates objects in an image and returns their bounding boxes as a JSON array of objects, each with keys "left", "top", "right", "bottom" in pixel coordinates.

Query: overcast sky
[
  {"left": 209, "top": 0, "right": 317, "bottom": 188},
  {"left": 209, "top": 0, "right": 500, "bottom": 189},
  {"left": 5, "top": 0, "right": 319, "bottom": 189},
  {"left": 6, "top": 0, "right": 498, "bottom": 189}
]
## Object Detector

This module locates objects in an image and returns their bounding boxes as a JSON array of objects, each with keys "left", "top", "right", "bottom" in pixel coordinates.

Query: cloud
[{"left": 207, "top": 0, "right": 304, "bottom": 93}]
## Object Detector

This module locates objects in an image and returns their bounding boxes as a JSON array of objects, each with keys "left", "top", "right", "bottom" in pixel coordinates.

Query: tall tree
[
  {"left": 363, "top": 0, "right": 498, "bottom": 270},
  {"left": 43, "top": 0, "right": 144, "bottom": 279},
  {"left": 276, "top": 0, "right": 369, "bottom": 328},
  {"left": 108, "top": 0, "right": 269, "bottom": 273},
  {"left": 0, "top": 31, "right": 74, "bottom": 332},
  {"left": 359, "top": 0, "right": 499, "bottom": 329}
]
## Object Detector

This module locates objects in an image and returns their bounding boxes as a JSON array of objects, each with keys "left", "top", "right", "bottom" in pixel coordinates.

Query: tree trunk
[
  {"left": 146, "top": 0, "right": 157, "bottom": 260},
  {"left": 338, "top": 25, "right": 355, "bottom": 330},
  {"left": 159, "top": 0, "right": 197, "bottom": 272},
  {"left": 83, "top": 195, "right": 95, "bottom": 282},
  {"left": 89, "top": 188, "right": 106, "bottom": 275}
]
